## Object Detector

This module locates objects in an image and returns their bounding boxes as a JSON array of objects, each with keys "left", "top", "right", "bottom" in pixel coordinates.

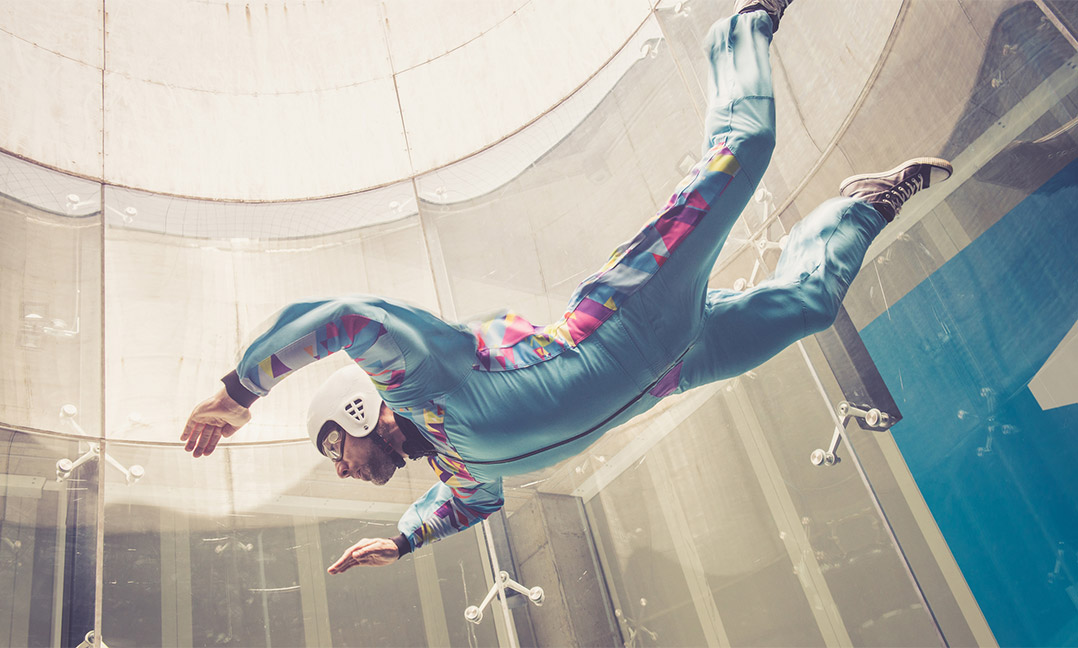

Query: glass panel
[
  {"left": 586, "top": 459, "right": 711, "bottom": 647},
  {"left": 0, "top": 427, "right": 100, "bottom": 648},
  {"left": 824, "top": 1, "right": 1078, "bottom": 646},
  {"left": 0, "top": 153, "right": 102, "bottom": 436},
  {"left": 583, "top": 345, "right": 942, "bottom": 647},
  {"left": 102, "top": 182, "right": 436, "bottom": 444},
  {"left": 793, "top": 1, "right": 1078, "bottom": 642},
  {"left": 99, "top": 441, "right": 500, "bottom": 647}
]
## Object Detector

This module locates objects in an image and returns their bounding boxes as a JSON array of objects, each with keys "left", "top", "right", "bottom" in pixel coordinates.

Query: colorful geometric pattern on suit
[
  {"left": 409, "top": 455, "right": 505, "bottom": 550},
  {"left": 472, "top": 142, "right": 739, "bottom": 372},
  {"left": 243, "top": 311, "right": 406, "bottom": 393},
  {"left": 413, "top": 399, "right": 478, "bottom": 488},
  {"left": 473, "top": 313, "right": 569, "bottom": 371},
  {"left": 393, "top": 399, "right": 505, "bottom": 550}
]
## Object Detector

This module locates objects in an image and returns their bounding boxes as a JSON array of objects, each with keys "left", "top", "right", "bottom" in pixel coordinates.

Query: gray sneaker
[
  {"left": 734, "top": 0, "right": 792, "bottom": 32},
  {"left": 839, "top": 158, "right": 954, "bottom": 222}
]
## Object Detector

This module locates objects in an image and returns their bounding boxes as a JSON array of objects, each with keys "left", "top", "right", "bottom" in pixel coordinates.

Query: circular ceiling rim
[{"left": 2, "top": 1, "right": 659, "bottom": 203}]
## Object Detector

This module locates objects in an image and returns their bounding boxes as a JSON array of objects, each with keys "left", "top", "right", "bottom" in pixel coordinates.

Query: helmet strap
[{"left": 369, "top": 429, "right": 406, "bottom": 468}]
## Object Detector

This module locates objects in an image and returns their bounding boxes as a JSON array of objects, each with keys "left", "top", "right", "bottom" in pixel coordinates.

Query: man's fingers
[
  {"left": 328, "top": 557, "right": 355, "bottom": 574},
  {"left": 184, "top": 419, "right": 239, "bottom": 456},
  {"left": 327, "top": 539, "right": 380, "bottom": 574},
  {"left": 342, "top": 548, "right": 371, "bottom": 569},
  {"left": 184, "top": 422, "right": 206, "bottom": 452},
  {"left": 182, "top": 415, "right": 208, "bottom": 443},
  {"left": 328, "top": 550, "right": 357, "bottom": 574},
  {"left": 203, "top": 428, "right": 224, "bottom": 455},
  {"left": 334, "top": 557, "right": 354, "bottom": 571},
  {"left": 331, "top": 543, "right": 362, "bottom": 570},
  {"left": 182, "top": 389, "right": 252, "bottom": 458},
  {"left": 349, "top": 540, "right": 387, "bottom": 566},
  {"left": 192, "top": 426, "right": 221, "bottom": 458}
]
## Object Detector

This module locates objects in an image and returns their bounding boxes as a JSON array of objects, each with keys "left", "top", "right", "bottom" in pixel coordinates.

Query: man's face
[{"left": 334, "top": 431, "right": 397, "bottom": 485}]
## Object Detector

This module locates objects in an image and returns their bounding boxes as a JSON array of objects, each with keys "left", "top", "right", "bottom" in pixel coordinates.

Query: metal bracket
[
  {"left": 75, "top": 630, "right": 110, "bottom": 648},
  {"left": 464, "top": 571, "right": 545, "bottom": 625},
  {"left": 56, "top": 405, "right": 145, "bottom": 485},
  {"left": 810, "top": 401, "right": 896, "bottom": 467}
]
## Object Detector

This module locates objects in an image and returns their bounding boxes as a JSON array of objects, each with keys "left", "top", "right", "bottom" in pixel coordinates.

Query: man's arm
[
  {"left": 399, "top": 471, "right": 506, "bottom": 552},
  {"left": 181, "top": 296, "right": 408, "bottom": 456},
  {"left": 327, "top": 467, "right": 505, "bottom": 573},
  {"left": 233, "top": 296, "right": 408, "bottom": 401}
]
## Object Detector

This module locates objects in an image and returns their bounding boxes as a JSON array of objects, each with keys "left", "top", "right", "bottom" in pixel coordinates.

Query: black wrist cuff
[
  {"left": 221, "top": 370, "right": 259, "bottom": 408},
  {"left": 392, "top": 533, "right": 412, "bottom": 557}
]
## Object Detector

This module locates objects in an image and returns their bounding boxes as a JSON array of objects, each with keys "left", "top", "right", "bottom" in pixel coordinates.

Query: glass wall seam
[
  {"left": 646, "top": 450, "right": 731, "bottom": 646},
  {"left": 870, "top": 433, "right": 998, "bottom": 647},
  {"left": 725, "top": 386, "right": 855, "bottom": 646},
  {"left": 789, "top": 337, "right": 947, "bottom": 645},
  {"left": 474, "top": 522, "right": 518, "bottom": 647}
]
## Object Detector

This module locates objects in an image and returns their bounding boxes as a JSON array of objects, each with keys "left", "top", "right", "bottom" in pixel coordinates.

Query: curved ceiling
[{"left": 1, "top": 0, "right": 653, "bottom": 201}]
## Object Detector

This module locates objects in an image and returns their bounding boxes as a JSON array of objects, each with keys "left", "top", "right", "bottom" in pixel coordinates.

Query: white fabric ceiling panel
[
  {"left": 0, "top": 30, "right": 103, "bottom": 179},
  {"left": 0, "top": 0, "right": 103, "bottom": 66},
  {"left": 397, "top": 0, "right": 652, "bottom": 172},
  {"left": 415, "top": 17, "right": 663, "bottom": 206},
  {"left": 2, "top": 0, "right": 657, "bottom": 199},
  {"left": 382, "top": 0, "right": 530, "bottom": 72},
  {"left": 103, "top": 70, "right": 411, "bottom": 200},
  {"left": 105, "top": 0, "right": 392, "bottom": 93}
]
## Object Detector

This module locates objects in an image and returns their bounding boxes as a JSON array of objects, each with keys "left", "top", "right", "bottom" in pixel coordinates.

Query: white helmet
[{"left": 307, "top": 364, "right": 384, "bottom": 453}]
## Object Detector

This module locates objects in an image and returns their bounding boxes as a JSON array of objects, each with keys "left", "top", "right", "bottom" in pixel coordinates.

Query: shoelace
[{"left": 881, "top": 172, "right": 925, "bottom": 212}]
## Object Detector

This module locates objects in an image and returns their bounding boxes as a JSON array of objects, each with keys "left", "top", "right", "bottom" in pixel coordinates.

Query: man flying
[{"left": 181, "top": 0, "right": 953, "bottom": 573}]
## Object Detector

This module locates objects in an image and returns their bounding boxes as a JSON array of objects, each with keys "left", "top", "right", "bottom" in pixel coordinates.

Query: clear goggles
[{"left": 321, "top": 428, "right": 345, "bottom": 461}]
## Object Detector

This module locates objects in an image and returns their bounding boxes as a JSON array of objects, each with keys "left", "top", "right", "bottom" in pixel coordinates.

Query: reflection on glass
[
  {"left": 826, "top": 1, "right": 1078, "bottom": 646},
  {"left": 0, "top": 154, "right": 102, "bottom": 436},
  {"left": 97, "top": 441, "right": 502, "bottom": 647},
  {"left": 0, "top": 428, "right": 100, "bottom": 647},
  {"left": 103, "top": 181, "right": 437, "bottom": 445}
]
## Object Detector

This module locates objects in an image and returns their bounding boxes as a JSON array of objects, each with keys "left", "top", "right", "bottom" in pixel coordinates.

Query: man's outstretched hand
[
  {"left": 181, "top": 387, "right": 251, "bottom": 457},
  {"left": 328, "top": 537, "right": 400, "bottom": 573}
]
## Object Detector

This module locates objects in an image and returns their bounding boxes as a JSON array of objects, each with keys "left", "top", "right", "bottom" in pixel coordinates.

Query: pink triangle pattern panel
[
  {"left": 412, "top": 477, "right": 504, "bottom": 550},
  {"left": 407, "top": 400, "right": 506, "bottom": 549},
  {"left": 472, "top": 142, "right": 739, "bottom": 372},
  {"left": 251, "top": 313, "right": 407, "bottom": 392},
  {"left": 400, "top": 398, "right": 478, "bottom": 488}
]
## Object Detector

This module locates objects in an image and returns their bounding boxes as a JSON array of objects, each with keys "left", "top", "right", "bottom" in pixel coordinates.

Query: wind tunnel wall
[{"left": 3, "top": 1, "right": 1078, "bottom": 647}]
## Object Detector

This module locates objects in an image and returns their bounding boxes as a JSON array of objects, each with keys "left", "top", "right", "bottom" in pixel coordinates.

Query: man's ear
[{"left": 379, "top": 402, "right": 395, "bottom": 426}]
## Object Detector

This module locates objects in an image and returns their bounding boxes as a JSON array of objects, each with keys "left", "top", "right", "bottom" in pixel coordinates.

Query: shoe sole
[
  {"left": 1032, "top": 114, "right": 1078, "bottom": 144},
  {"left": 839, "top": 157, "right": 954, "bottom": 194}
]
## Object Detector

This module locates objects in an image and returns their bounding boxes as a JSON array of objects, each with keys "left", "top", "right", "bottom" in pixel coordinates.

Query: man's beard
[{"left": 368, "top": 449, "right": 397, "bottom": 485}]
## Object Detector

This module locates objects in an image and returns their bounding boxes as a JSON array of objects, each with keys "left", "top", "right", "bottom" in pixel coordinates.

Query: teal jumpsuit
[{"left": 227, "top": 11, "right": 888, "bottom": 552}]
